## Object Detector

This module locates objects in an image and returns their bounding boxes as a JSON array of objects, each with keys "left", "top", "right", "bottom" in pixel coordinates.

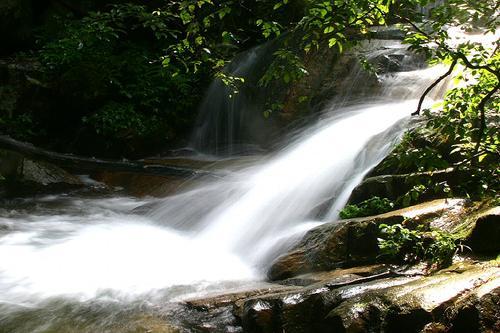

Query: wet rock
[
  {"left": 241, "top": 275, "right": 420, "bottom": 333},
  {"left": 180, "top": 283, "right": 301, "bottom": 333},
  {"left": 282, "top": 37, "right": 420, "bottom": 122},
  {"left": 241, "top": 285, "right": 327, "bottom": 333},
  {"left": 473, "top": 281, "right": 500, "bottom": 332},
  {"left": 465, "top": 207, "right": 500, "bottom": 255},
  {"left": 176, "top": 258, "right": 499, "bottom": 333},
  {"left": 421, "top": 322, "right": 448, "bottom": 333},
  {"left": 114, "top": 314, "right": 181, "bottom": 333},
  {"left": 184, "top": 284, "right": 300, "bottom": 316},
  {"left": 268, "top": 199, "right": 467, "bottom": 280},
  {"left": 279, "top": 264, "right": 391, "bottom": 286},
  {"left": 0, "top": 149, "right": 23, "bottom": 176},
  {"left": 20, "top": 159, "right": 81, "bottom": 186},
  {"left": 325, "top": 263, "right": 499, "bottom": 333},
  {"left": 240, "top": 262, "right": 499, "bottom": 333}
]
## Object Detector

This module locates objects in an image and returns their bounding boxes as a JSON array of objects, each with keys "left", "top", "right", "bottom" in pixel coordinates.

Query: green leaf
[{"left": 323, "top": 26, "right": 334, "bottom": 34}]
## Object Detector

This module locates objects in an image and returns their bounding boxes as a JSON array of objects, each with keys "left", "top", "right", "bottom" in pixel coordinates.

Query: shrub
[
  {"left": 378, "top": 223, "right": 457, "bottom": 268},
  {"left": 339, "top": 197, "right": 395, "bottom": 219}
]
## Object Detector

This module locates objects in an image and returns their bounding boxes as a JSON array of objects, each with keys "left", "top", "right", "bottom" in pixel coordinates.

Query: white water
[{"left": 0, "top": 41, "right": 454, "bottom": 328}]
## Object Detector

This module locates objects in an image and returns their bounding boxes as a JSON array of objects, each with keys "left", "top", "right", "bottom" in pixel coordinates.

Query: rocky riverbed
[
  {"left": 1, "top": 148, "right": 498, "bottom": 333},
  {"left": 178, "top": 199, "right": 499, "bottom": 333}
]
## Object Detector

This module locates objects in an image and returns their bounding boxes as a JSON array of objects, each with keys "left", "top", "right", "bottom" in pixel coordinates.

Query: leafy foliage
[
  {"left": 83, "top": 102, "right": 162, "bottom": 141},
  {"left": 259, "top": 49, "right": 308, "bottom": 87},
  {"left": 0, "top": 84, "right": 36, "bottom": 140},
  {"left": 378, "top": 223, "right": 458, "bottom": 268},
  {"left": 377, "top": 0, "right": 499, "bottom": 199},
  {"left": 255, "top": 0, "right": 396, "bottom": 93},
  {"left": 340, "top": 196, "right": 395, "bottom": 219}
]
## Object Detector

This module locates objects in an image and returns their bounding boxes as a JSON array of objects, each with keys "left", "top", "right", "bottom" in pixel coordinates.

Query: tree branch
[{"left": 412, "top": 59, "right": 457, "bottom": 116}]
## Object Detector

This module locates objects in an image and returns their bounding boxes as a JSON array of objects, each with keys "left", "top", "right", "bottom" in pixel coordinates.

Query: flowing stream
[{"left": 0, "top": 40, "right": 453, "bottom": 332}]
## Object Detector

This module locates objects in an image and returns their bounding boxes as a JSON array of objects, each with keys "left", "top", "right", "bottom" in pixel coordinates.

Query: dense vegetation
[{"left": 0, "top": 0, "right": 394, "bottom": 156}]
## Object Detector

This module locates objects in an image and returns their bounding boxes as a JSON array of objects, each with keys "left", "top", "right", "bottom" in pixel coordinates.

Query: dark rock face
[
  {"left": 178, "top": 283, "right": 301, "bottom": 333},
  {"left": 465, "top": 207, "right": 500, "bottom": 255},
  {"left": 20, "top": 159, "right": 81, "bottom": 186},
  {"left": 91, "top": 171, "right": 187, "bottom": 197}
]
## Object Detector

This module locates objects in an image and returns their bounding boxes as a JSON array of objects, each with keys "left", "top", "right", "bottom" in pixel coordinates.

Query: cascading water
[
  {"left": 189, "top": 44, "right": 277, "bottom": 155},
  {"left": 0, "top": 39, "right": 454, "bottom": 331}
]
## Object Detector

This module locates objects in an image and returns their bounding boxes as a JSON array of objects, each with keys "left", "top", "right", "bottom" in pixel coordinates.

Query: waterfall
[
  {"left": 0, "top": 40, "right": 454, "bottom": 309},
  {"left": 189, "top": 44, "right": 277, "bottom": 155},
  {"left": 161, "top": 62, "right": 451, "bottom": 267}
]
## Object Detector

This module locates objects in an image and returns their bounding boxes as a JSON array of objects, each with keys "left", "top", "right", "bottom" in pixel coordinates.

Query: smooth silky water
[{"left": 0, "top": 40, "right": 453, "bottom": 332}]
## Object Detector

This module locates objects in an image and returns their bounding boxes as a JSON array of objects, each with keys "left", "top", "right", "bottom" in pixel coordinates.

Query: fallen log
[{"left": 0, "top": 135, "right": 215, "bottom": 178}]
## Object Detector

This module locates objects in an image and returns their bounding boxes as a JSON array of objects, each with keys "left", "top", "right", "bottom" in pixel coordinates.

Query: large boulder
[
  {"left": 169, "top": 196, "right": 499, "bottom": 332},
  {"left": 268, "top": 199, "right": 469, "bottom": 281}
]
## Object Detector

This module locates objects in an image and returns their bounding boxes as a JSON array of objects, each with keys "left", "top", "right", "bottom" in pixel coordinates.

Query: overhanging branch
[{"left": 412, "top": 59, "right": 457, "bottom": 116}]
